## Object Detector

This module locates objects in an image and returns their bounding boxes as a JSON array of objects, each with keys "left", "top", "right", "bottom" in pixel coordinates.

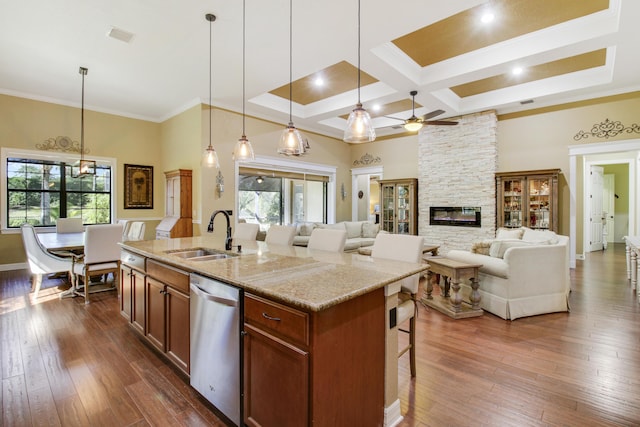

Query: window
[
  {"left": 236, "top": 156, "right": 336, "bottom": 231},
  {"left": 2, "top": 148, "right": 116, "bottom": 230}
]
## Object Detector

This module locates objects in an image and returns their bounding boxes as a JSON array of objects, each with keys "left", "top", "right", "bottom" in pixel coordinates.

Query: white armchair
[
  {"left": 21, "top": 224, "right": 74, "bottom": 299},
  {"left": 56, "top": 217, "right": 83, "bottom": 233},
  {"left": 124, "top": 221, "right": 145, "bottom": 241},
  {"left": 308, "top": 228, "right": 347, "bottom": 252},
  {"left": 73, "top": 224, "right": 123, "bottom": 304}
]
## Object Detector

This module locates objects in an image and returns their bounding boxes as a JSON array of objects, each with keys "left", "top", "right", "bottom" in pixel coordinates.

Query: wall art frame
[{"left": 124, "top": 164, "right": 153, "bottom": 209}]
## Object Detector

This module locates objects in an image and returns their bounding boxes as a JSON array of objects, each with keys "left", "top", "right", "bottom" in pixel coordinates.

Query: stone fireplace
[{"left": 418, "top": 110, "right": 498, "bottom": 253}]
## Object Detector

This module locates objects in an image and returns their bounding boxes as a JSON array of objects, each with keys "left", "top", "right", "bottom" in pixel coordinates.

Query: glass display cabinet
[
  {"left": 379, "top": 178, "right": 418, "bottom": 235},
  {"left": 496, "top": 169, "right": 560, "bottom": 232}
]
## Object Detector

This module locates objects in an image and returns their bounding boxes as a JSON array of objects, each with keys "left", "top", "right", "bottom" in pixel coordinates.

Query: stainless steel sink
[{"left": 166, "top": 248, "right": 237, "bottom": 261}]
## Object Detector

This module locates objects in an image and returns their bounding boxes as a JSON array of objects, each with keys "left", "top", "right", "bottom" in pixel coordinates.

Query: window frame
[
  {"left": 1, "top": 147, "right": 117, "bottom": 233},
  {"left": 235, "top": 155, "right": 336, "bottom": 227}
]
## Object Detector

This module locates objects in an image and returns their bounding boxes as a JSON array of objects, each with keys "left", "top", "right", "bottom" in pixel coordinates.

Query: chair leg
[
  {"left": 84, "top": 272, "right": 90, "bottom": 304},
  {"left": 33, "top": 274, "right": 43, "bottom": 299},
  {"left": 409, "top": 315, "right": 416, "bottom": 377}
]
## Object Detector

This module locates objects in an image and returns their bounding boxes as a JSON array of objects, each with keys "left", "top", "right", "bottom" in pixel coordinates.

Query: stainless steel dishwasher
[{"left": 190, "top": 273, "right": 242, "bottom": 426}]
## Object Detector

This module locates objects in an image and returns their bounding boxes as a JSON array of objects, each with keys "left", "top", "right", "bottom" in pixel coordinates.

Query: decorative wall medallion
[
  {"left": 36, "top": 136, "right": 88, "bottom": 153},
  {"left": 353, "top": 152, "right": 381, "bottom": 166},
  {"left": 574, "top": 119, "right": 640, "bottom": 141}
]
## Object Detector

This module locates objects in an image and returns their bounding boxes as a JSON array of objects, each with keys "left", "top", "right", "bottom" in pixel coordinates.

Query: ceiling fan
[{"left": 385, "top": 90, "right": 458, "bottom": 132}]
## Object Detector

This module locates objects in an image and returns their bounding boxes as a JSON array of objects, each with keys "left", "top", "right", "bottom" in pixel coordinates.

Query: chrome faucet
[{"left": 207, "top": 210, "right": 233, "bottom": 251}]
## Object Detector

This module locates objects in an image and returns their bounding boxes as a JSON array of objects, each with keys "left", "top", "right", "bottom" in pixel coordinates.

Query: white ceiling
[{"left": 1, "top": 0, "right": 638, "bottom": 140}]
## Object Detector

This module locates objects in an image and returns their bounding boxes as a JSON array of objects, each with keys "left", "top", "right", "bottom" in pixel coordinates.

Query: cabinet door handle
[{"left": 262, "top": 312, "right": 281, "bottom": 322}]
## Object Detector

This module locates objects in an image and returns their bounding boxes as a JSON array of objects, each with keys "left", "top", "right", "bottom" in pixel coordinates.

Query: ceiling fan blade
[
  {"left": 421, "top": 109, "right": 446, "bottom": 120},
  {"left": 382, "top": 115, "right": 406, "bottom": 121},
  {"left": 424, "top": 120, "right": 458, "bottom": 126}
]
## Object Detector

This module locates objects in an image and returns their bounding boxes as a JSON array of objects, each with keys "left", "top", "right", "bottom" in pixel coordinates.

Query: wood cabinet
[
  {"left": 145, "top": 259, "right": 191, "bottom": 374},
  {"left": 120, "top": 251, "right": 146, "bottom": 334},
  {"left": 243, "top": 289, "right": 385, "bottom": 427},
  {"left": 496, "top": 169, "right": 560, "bottom": 232},
  {"left": 156, "top": 169, "right": 192, "bottom": 239},
  {"left": 379, "top": 178, "right": 418, "bottom": 234}
]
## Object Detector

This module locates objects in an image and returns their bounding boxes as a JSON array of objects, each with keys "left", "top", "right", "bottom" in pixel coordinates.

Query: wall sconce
[
  {"left": 341, "top": 183, "right": 347, "bottom": 200},
  {"left": 216, "top": 170, "right": 224, "bottom": 196}
]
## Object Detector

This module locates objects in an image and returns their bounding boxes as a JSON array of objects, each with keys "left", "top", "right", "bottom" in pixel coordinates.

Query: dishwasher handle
[{"left": 190, "top": 283, "right": 238, "bottom": 307}]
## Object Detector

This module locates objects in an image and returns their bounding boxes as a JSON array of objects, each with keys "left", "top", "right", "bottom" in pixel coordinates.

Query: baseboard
[
  {"left": 384, "top": 399, "right": 403, "bottom": 427},
  {"left": 0, "top": 262, "right": 27, "bottom": 271}
]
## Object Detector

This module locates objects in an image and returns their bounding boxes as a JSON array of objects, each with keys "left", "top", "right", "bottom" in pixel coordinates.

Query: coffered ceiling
[{"left": 0, "top": 0, "right": 637, "bottom": 141}]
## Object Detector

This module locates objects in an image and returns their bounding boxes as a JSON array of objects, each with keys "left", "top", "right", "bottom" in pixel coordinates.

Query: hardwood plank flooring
[{"left": 1, "top": 243, "right": 639, "bottom": 426}]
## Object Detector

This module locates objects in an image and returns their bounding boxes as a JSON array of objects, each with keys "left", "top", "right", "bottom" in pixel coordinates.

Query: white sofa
[
  {"left": 446, "top": 227, "right": 570, "bottom": 320},
  {"left": 293, "top": 221, "right": 382, "bottom": 252}
]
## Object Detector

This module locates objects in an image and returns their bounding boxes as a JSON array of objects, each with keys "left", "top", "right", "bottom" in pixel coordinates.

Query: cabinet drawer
[
  {"left": 245, "top": 294, "right": 309, "bottom": 348},
  {"left": 156, "top": 230, "right": 170, "bottom": 239},
  {"left": 147, "top": 259, "right": 189, "bottom": 294},
  {"left": 121, "top": 250, "right": 146, "bottom": 272}
]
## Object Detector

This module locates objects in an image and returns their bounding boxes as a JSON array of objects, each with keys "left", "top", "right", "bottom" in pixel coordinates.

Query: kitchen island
[{"left": 120, "top": 236, "right": 428, "bottom": 427}]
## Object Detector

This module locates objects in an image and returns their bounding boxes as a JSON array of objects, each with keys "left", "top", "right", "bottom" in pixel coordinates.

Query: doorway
[
  {"left": 351, "top": 166, "right": 383, "bottom": 222},
  {"left": 569, "top": 139, "right": 639, "bottom": 268}
]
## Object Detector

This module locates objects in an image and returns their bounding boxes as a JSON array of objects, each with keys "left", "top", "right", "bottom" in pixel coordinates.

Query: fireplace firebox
[{"left": 429, "top": 206, "right": 481, "bottom": 227}]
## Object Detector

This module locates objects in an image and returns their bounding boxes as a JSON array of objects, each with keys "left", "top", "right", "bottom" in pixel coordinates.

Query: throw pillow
[
  {"left": 362, "top": 222, "right": 379, "bottom": 238},
  {"left": 522, "top": 228, "right": 552, "bottom": 244},
  {"left": 344, "top": 221, "right": 364, "bottom": 239},
  {"left": 299, "top": 223, "right": 316, "bottom": 237},
  {"left": 496, "top": 227, "right": 524, "bottom": 240},
  {"left": 319, "top": 222, "right": 346, "bottom": 231},
  {"left": 471, "top": 240, "right": 493, "bottom": 255},
  {"left": 489, "top": 239, "right": 534, "bottom": 258}
]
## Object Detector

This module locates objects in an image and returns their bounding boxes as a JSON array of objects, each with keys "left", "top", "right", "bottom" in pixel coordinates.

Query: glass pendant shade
[
  {"left": 71, "top": 159, "right": 96, "bottom": 178},
  {"left": 277, "top": 122, "right": 306, "bottom": 155},
  {"left": 403, "top": 118, "right": 424, "bottom": 132},
  {"left": 344, "top": 103, "right": 376, "bottom": 143},
  {"left": 203, "top": 145, "right": 219, "bottom": 168},
  {"left": 233, "top": 134, "right": 255, "bottom": 161}
]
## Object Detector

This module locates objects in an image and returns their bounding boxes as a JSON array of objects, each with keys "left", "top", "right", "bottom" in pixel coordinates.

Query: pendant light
[
  {"left": 343, "top": 0, "right": 375, "bottom": 143},
  {"left": 71, "top": 67, "right": 96, "bottom": 178},
  {"left": 232, "top": 0, "right": 255, "bottom": 162},
  {"left": 277, "top": 0, "right": 306, "bottom": 156},
  {"left": 203, "top": 13, "right": 220, "bottom": 169}
]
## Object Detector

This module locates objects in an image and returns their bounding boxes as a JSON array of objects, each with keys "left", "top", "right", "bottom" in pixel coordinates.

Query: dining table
[{"left": 37, "top": 231, "right": 85, "bottom": 253}]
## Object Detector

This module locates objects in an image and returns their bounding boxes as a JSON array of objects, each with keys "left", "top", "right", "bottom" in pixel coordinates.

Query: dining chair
[
  {"left": 371, "top": 233, "right": 424, "bottom": 377},
  {"left": 308, "top": 228, "right": 347, "bottom": 252},
  {"left": 233, "top": 223, "right": 260, "bottom": 241},
  {"left": 118, "top": 219, "right": 131, "bottom": 239},
  {"left": 124, "top": 221, "right": 146, "bottom": 241},
  {"left": 72, "top": 223, "right": 123, "bottom": 304},
  {"left": 21, "top": 224, "right": 74, "bottom": 299},
  {"left": 56, "top": 217, "right": 83, "bottom": 233},
  {"left": 265, "top": 225, "right": 296, "bottom": 246}
]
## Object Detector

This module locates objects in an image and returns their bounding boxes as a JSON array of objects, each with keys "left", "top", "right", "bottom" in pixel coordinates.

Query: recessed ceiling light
[
  {"left": 371, "top": 104, "right": 381, "bottom": 112},
  {"left": 481, "top": 12, "right": 495, "bottom": 24},
  {"left": 512, "top": 66, "right": 524, "bottom": 75},
  {"left": 314, "top": 77, "right": 324, "bottom": 87}
]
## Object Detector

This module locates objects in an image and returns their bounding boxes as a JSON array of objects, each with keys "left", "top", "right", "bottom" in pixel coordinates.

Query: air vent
[
  {"left": 520, "top": 99, "right": 534, "bottom": 105},
  {"left": 107, "top": 27, "right": 135, "bottom": 43}
]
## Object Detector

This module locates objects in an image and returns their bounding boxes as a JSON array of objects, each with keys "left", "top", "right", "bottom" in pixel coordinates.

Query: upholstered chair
[
  {"left": 233, "top": 223, "right": 260, "bottom": 241},
  {"left": 308, "top": 228, "right": 347, "bottom": 252},
  {"left": 117, "top": 219, "right": 131, "bottom": 239},
  {"left": 124, "top": 221, "right": 146, "bottom": 241},
  {"left": 265, "top": 225, "right": 296, "bottom": 246},
  {"left": 371, "top": 233, "right": 424, "bottom": 377},
  {"left": 21, "top": 224, "right": 74, "bottom": 299},
  {"left": 56, "top": 217, "right": 83, "bottom": 233},
  {"left": 72, "top": 224, "right": 123, "bottom": 304}
]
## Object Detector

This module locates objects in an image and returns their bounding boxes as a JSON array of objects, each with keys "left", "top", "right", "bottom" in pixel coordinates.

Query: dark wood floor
[{"left": 1, "top": 243, "right": 639, "bottom": 426}]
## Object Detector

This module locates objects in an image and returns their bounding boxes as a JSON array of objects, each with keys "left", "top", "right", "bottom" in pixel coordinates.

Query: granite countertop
[{"left": 120, "top": 236, "right": 428, "bottom": 312}]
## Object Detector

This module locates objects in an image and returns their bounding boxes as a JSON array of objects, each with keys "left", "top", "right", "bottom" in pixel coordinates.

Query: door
[
  {"left": 146, "top": 277, "right": 166, "bottom": 351},
  {"left": 166, "top": 286, "right": 190, "bottom": 374},
  {"left": 589, "top": 165, "right": 604, "bottom": 251},
  {"left": 603, "top": 174, "right": 615, "bottom": 247}
]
